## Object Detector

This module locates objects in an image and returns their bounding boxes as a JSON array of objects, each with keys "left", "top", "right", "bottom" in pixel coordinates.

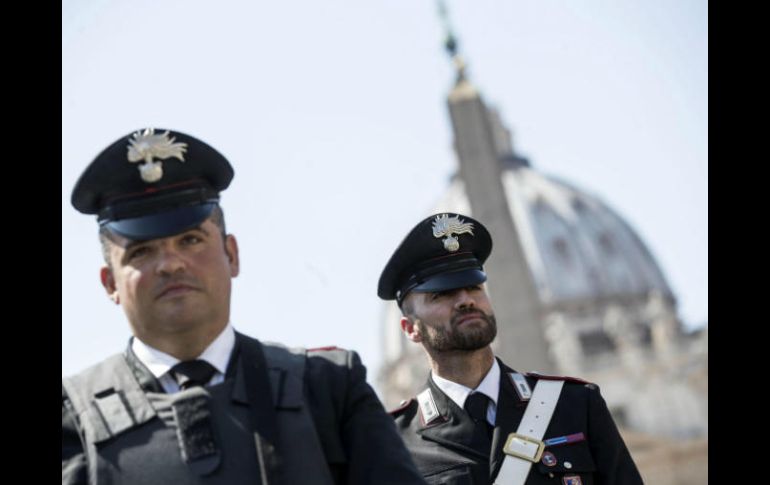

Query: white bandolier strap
[{"left": 494, "top": 378, "right": 565, "bottom": 485}]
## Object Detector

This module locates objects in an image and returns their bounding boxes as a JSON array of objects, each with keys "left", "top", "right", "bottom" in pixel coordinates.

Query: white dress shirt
[
  {"left": 131, "top": 323, "right": 236, "bottom": 393},
  {"left": 431, "top": 358, "right": 501, "bottom": 426}
]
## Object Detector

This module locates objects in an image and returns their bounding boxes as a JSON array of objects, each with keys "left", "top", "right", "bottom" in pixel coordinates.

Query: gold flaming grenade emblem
[
  {"left": 126, "top": 128, "right": 188, "bottom": 183},
  {"left": 432, "top": 214, "right": 474, "bottom": 252}
]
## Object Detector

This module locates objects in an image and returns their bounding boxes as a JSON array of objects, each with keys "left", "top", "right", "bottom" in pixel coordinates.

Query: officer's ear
[
  {"left": 400, "top": 316, "right": 423, "bottom": 343},
  {"left": 100, "top": 265, "right": 120, "bottom": 305},
  {"left": 224, "top": 234, "right": 239, "bottom": 277}
]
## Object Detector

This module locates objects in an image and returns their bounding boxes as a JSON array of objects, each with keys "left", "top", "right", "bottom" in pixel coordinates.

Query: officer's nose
[
  {"left": 454, "top": 288, "right": 477, "bottom": 310},
  {"left": 155, "top": 245, "right": 186, "bottom": 275}
]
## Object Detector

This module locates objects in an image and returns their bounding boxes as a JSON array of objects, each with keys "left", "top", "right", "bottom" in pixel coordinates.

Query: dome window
[
  {"left": 599, "top": 233, "right": 616, "bottom": 256},
  {"left": 553, "top": 238, "right": 572, "bottom": 267},
  {"left": 571, "top": 198, "right": 588, "bottom": 212},
  {"left": 578, "top": 329, "right": 617, "bottom": 354}
]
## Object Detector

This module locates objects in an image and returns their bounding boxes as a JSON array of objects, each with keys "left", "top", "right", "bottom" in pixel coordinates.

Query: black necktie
[
  {"left": 465, "top": 392, "right": 490, "bottom": 423},
  {"left": 171, "top": 360, "right": 217, "bottom": 391},
  {"left": 464, "top": 392, "right": 493, "bottom": 453}
]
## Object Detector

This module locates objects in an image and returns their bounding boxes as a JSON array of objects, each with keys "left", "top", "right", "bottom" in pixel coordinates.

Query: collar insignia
[{"left": 417, "top": 388, "right": 440, "bottom": 425}]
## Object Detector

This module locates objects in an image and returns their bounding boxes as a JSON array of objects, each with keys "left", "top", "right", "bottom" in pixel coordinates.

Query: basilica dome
[{"left": 434, "top": 164, "right": 675, "bottom": 310}]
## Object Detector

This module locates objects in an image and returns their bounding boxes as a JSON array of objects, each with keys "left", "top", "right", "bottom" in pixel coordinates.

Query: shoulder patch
[
  {"left": 388, "top": 398, "right": 415, "bottom": 415},
  {"left": 307, "top": 345, "right": 342, "bottom": 352},
  {"left": 525, "top": 371, "right": 592, "bottom": 385}
]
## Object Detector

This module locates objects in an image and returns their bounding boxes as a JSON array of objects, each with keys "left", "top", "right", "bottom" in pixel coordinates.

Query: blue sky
[{"left": 62, "top": 1, "right": 707, "bottom": 390}]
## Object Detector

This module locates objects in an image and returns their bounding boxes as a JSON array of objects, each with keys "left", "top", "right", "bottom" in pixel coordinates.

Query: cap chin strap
[{"left": 494, "top": 378, "right": 564, "bottom": 485}]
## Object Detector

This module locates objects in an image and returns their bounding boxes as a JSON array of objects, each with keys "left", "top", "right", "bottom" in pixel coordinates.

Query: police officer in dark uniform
[
  {"left": 378, "top": 213, "right": 643, "bottom": 485},
  {"left": 62, "top": 128, "right": 427, "bottom": 485}
]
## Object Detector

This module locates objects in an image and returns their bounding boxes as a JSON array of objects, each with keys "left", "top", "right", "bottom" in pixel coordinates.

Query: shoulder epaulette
[
  {"left": 525, "top": 371, "right": 592, "bottom": 385},
  {"left": 388, "top": 398, "right": 415, "bottom": 416},
  {"left": 307, "top": 345, "right": 342, "bottom": 352}
]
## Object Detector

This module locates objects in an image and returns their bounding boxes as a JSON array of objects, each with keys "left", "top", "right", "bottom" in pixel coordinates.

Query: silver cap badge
[
  {"left": 126, "top": 128, "right": 188, "bottom": 183},
  {"left": 432, "top": 214, "right": 474, "bottom": 252}
]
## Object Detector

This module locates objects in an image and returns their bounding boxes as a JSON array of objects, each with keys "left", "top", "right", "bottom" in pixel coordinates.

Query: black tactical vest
[{"left": 62, "top": 340, "right": 335, "bottom": 485}]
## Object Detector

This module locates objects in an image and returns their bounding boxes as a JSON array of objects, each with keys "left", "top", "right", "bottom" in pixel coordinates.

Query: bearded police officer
[
  {"left": 62, "top": 128, "right": 426, "bottom": 485},
  {"left": 379, "top": 213, "right": 643, "bottom": 485}
]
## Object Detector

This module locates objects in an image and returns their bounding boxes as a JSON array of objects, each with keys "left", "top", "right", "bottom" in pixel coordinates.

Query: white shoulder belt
[{"left": 494, "top": 374, "right": 564, "bottom": 485}]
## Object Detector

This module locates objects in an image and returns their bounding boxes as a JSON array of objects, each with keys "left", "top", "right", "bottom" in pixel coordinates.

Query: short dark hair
[
  {"left": 400, "top": 294, "right": 415, "bottom": 318},
  {"left": 99, "top": 205, "right": 227, "bottom": 266},
  {"left": 208, "top": 204, "right": 226, "bottom": 237}
]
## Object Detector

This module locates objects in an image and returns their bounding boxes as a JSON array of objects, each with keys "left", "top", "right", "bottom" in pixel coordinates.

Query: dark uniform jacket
[
  {"left": 390, "top": 358, "right": 643, "bottom": 485},
  {"left": 62, "top": 332, "right": 426, "bottom": 485}
]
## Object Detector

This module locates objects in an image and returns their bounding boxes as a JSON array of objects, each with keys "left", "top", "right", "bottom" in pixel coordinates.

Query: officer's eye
[
  {"left": 127, "top": 246, "right": 150, "bottom": 260},
  {"left": 181, "top": 234, "right": 202, "bottom": 245},
  {"left": 430, "top": 291, "right": 449, "bottom": 301}
]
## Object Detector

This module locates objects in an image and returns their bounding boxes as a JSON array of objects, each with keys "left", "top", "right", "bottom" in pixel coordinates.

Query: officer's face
[
  {"left": 401, "top": 285, "right": 497, "bottom": 353},
  {"left": 100, "top": 219, "right": 239, "bottom": 345}
]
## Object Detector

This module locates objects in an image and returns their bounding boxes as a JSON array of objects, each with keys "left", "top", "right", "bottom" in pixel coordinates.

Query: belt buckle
[{"left": 503, "top": 433, "right": 545, "bottom": 463}]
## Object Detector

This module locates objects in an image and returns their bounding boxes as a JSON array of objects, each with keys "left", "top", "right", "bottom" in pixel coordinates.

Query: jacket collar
[
  {"left": 430, "top": 358, "right": 501, "bottom": 417},
  {"left": 123, "top": 340, "right": 164, "bottom": 393},
  {"left": 415, "top": 357, "right": 532, "bottom": 479},
  {"left": 417, "top": 375, "right": 489, "bottom": 460}
]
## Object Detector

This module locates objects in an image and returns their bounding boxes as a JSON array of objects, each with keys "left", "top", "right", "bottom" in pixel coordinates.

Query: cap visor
[
  {"left": 104, "top": 203, "right": 216, "bottom": 241},
  {"left": 411, "top": 269, "right": 487, "bottom": 294}
]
